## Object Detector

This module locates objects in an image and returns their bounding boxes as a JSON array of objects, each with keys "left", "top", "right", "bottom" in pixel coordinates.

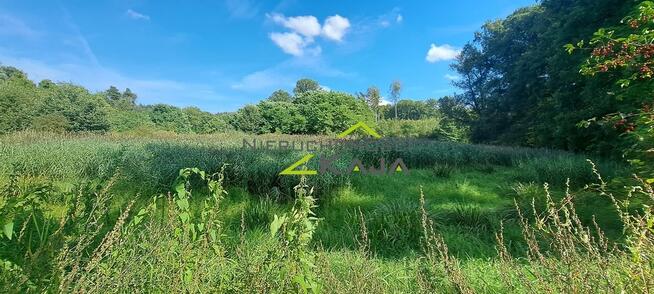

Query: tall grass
[
  {"left": 1, "top": 163, "right": 652, "bottom": 292},
  {"left": 2, "top": 132, "right": 648, "bottom": 292},
  {"left": 0, "top": 132, "right": 625, "bottom": 196}
]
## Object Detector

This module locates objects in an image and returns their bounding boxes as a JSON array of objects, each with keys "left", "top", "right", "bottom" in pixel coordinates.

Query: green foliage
[
  {"left": 148, "top": 104, "right": 192, "bottom": 133},
  {"left": 451, "top": 0, "right": 637, "bottom": 154},
  {"left": 267, "top": 89, "right": 294, "bottom": 103},
  {"left": 30, "top": 114, "right": 70, "bottom": 133},
  {"left": 293, "top": 78, "right": 321, "bottom": 96},
  {"left": 0, "top": 66, "right": 28, "bottom": 81},
  {"left": 0, "top": 70, "right": 235, "bottom": 135},
  {"left": 230, "top": 104, "right": 268, "bottom": 134},
  {"left": 183, "top": 107, "right": 231, "bottom": 134},
  {"left": 103, "top": 86, "right": 137, "bottom": 110},
  {"left": 382, "top": 99, "right": 438, "bottom": 120},
  {"left": 259, "top": 101, "right": 307, "bottom": 134},
  {"left": 270, "top": 176, "right": 321, "bottom": 293},
  {"left": 377, "top": 118, "right": 442, "bottom": 138},
  {"left": 364, "top": 200, "right": 423, "bottom": 254},
  {"left": 295, "top": 91, "right": 374, "bottom": 134},
  {"left": 39, "top": 83, "right": 111, "bottom": 132},
  {"left": 0, "top": 132, "right": 650, "bottom": 292},
  {"left": 571, "top": 1, "right": 654, "bottom": 180},
  {"left": 171, "top": 166, "right": 227, "bottom": 245},
  {"left": 107, "top": 108, "right": 154, "bottom": 132},
  {"left": 363, "top": 86, "right": 381, "bottom": 122},
  {"left": 0, "top": 74, "right": 38, "bottom": 134},
  {"left": 389, "top": 80, "right": 402, "bottom": 120}
]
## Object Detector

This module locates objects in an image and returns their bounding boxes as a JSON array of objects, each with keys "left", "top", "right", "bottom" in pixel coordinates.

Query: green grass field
[{"left": 1, "top": 132, "right": 652, "bottom": 293}]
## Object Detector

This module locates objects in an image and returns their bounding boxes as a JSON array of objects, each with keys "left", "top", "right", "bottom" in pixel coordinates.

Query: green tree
[
  {"left": 38, "top": 79, "right": 56, "bottom": 89},
  {"left": 0, "top": 66, "right": 28, "bottom": 81},
  {"left": 451, "top": 0, "right": 635, "bottom": 151},
  {"left": 122, "top": 88, "right": 137, "bottom": 105},
  {"left": 571, "top": 1, "right": 654, "bottom": 178},
  {"left": 105, "top": 86, "right": 122, "bottom": 102},
  {"left": 183, "top": 107, "right": 230, "bottom": 134},
  {"left": 104, "top": 86, "right": 137, "bottom": 110},
  {"left": 108, "top": 108, "right": 154, "bottom": 132},
  {"left": 0, "top": 72, "right": 38, "bottom": 133},
  {"left": 30, "top": 114, "right": 70, "bottom": 133},
  {"left": 295, "top": 91, "right": 374, "bottom": 134},
  {"left": 259, "top": 101, "right": 306, "bottom": 134},
  {"left": 293, "top": 78, "right": 321, "bottom": 96},
  {"left": 38, "top": 83, "right": 110, "bottom": 132},
  {"left": 389, "top": 80, "right": 402, "bottom": 120},
  {"left": 365, "top": 86, "right": 381, "bottom": 122},
  {"left": 267, "top": 89, "right": 294, "bottom": 103},
  {"left": 148, "top": 104, "right": 192, "bottom": 133},
  {"left": 230, "top": 104, "right": 268, "bottom": 134},
  {"left": 388, "top": 100, "right": 436, "bottom": 120}
]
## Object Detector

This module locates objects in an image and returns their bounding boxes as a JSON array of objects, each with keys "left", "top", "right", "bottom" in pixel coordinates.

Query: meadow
[{"left": 1, "top": 131, "right": 652, "bottom": 293}]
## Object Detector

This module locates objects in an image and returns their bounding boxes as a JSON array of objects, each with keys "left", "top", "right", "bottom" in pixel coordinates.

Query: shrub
[{"left": 30, "top": 114, "right": 70, "bottom": 133}]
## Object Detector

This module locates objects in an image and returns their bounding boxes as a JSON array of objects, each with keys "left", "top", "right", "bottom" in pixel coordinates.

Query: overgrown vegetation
[
  {"left": 2, "top": 0, "right": 654, "bottom": 292},
  {"left": 0, "top": 138, "right": 651, "bottom": 292}
]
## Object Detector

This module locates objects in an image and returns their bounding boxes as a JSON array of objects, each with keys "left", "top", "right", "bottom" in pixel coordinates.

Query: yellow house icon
[{"left": 280, "top": 122, "right": 380, "bottom": 175}]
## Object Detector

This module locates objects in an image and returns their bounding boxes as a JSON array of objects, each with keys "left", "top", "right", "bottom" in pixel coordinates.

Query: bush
[{"left": 30, "top": 114, "right": 70, "bottom": 133}]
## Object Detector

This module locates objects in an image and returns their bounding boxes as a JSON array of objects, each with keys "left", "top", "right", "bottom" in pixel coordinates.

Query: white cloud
[
  {"left": 269, "top": 14, "right": 321, "bottom": 38},
  {"left": 444, "top": 74, "right": 460, "bottom": 81},
  {"left": 396, "top": 14, "right": 403, "bottom": 23},
  {"left": 426, "top": 44, "right": 460, "bottom": 63},
  {"left": 269, "top": 32, "right": 309, "bottom": 56},
  {"left": 322, "top": 15, "right": 350, "bottom": 42},
  {"left": 380, "top": 98, "right": 392, "bottom": 106},
  {"left": 126, "top": 9, "right": 150, "bottom": 21},
  {"left": 267, "top": 14, "right": 350, "bottom": 56}
]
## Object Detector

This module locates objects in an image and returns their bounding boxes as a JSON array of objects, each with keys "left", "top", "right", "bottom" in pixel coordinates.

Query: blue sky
[{"left": 0, "top": 0, "right": 536, "bottom": 112}]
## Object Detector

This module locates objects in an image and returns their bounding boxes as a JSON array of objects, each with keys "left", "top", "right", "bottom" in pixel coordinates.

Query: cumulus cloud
[
  {"left": 322, "top": 15, "right": 350, "bottom": 41},
  {"left": 426, "top": 44, "right": 460, "bottom": 63},
  {"left": 268, "top": 13, "right": 350, "bottom": 56},
  {"left": 126, "top": 9, "right": 150, "bottom": 21},
  {"left": 269, "top": 14, "right": 321, "bottom": 38},
  {"left": 269, "top": 32, "right": 307, "bottom": 56},
  {"left": 396, "top": 14, "right": 403, "bottom": 23}
]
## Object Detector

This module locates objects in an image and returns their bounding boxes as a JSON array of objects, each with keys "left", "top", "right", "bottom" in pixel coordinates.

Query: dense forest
[{"left": 453, "top": 0, "right": 652, "bottom": 157}]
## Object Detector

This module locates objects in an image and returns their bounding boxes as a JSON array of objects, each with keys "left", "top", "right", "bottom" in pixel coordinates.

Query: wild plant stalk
[
  {"left": 417, "top": 186, "right": 472, "bottom": 294},
  {"left": 269, "top": 175, "right": 321, "bottom": 293},
  {"left": 489, "top": 161, "right": 654, "bottom": 293}
]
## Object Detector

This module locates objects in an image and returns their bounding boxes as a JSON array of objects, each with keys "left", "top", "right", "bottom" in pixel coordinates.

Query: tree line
[
  {"left": 3, "top": 0, "right": 647, "bottom": 155},
  {"left": 0, "top": 70, "right": 469, "bottom": 137}
]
